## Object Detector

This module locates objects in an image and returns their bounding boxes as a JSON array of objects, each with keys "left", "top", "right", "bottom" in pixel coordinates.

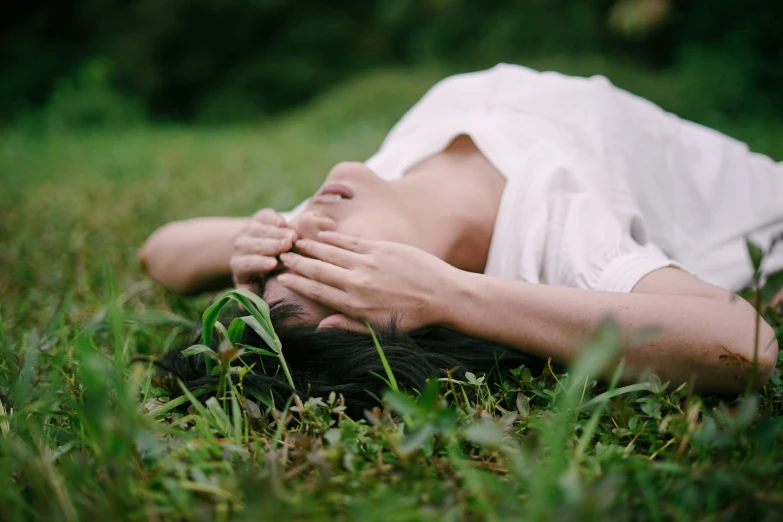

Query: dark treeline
[{"left": 2, "top": 0, "right": 781, "bottom": 124}]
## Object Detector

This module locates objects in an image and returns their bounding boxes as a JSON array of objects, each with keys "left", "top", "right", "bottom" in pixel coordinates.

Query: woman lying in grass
[{"left": 141, "top": 63, "right": 783, "bottom": 401}]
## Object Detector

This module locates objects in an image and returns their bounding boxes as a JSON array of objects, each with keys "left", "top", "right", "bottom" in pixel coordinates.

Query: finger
[
  {"left": 231, "top": 254, "right": 277, "bottom": 284},
  {"left": 318, "top": 314, "right": 369, "bottom": 333},
  {"left": 317, "top": 231, "right": 374, "bottom": 254},
  {"left": 245, "top": 221, "right": 297, "bottom": 241},
  {"left": 294, "top": 238, "right": 361, "bottom": 268},
  {"left": 277, "top": 273, "right": 346, "bottom": 311},
  {"left": 252, "top": 208, "right": 287, "bottom": 227},
  {"left": 279, "top": 252, "right": 349, "bottom": 288},
  {"left": 235, "top": 236, "right": 293, "bottom": 256}
]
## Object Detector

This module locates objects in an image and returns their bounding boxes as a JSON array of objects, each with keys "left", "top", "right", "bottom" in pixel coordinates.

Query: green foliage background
[{"left": 2, "top": 0, "right": 782, "bottom": 124}]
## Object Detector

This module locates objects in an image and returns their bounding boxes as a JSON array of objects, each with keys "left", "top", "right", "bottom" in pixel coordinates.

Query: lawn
[{"left": 1, "top": 61, "right": 783, "bottom": 521}]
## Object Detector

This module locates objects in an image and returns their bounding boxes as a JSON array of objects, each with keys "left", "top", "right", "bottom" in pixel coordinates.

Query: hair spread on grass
[{"left": 157, "top": 300, "right": 542, "bottom": 414}]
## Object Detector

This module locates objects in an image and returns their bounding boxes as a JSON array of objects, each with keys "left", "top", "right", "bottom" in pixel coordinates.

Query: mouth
[{"left": 314, "top": 183, "right": 354, "bottom": 203}]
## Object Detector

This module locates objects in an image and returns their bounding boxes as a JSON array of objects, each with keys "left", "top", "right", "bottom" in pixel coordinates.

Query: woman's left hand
[{"left": 277, "top": 231, "right": 459, "bottom": 332}]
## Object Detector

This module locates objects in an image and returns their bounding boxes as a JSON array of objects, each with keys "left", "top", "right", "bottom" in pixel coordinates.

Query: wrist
[{"left": 432, "top": 267, "right": 474, "bottom": 329}]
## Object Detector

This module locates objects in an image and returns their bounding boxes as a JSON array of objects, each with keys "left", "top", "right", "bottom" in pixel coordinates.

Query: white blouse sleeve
[{"left": 542, "top": 193, "right": 681, "bottom": 293}]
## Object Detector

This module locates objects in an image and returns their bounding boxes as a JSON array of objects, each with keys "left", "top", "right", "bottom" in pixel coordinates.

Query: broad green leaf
[
  {"left": 398, "top": 424, "right": 435, "bottom": 455},
  {"left": 225, "top": 291, "right": 280, "bottom": 350},
  {"left": 231, "top": 287, "right": 273, "bottom": 315},
  {"left": 201, "top": 295, "right": 231, "bottom": 347},
  {"left": 324, "top": 428, "right": 341, "bottom": 445},
  {"left": 516, "top": 392, "right": 531, "bottom": 418},
  {"left": 240, "top": 315, "right": 279, "bottom": 354},
  {"left": 205, "top": 397, "right": 230, "bottom": 435},
  {"left": 200, "top": 289, "right": 278, "bottom": 348},
  {"left": 383, "top": 389, "right": 420, "bottom": 418},
  {"left": 238, "top": 344, "right": 278, "bottom": 358},
  {"left": 463, "top": 419, "right": 505, "bottom": 447},
  {"left": 227, "top": 316, "right": 246, "bottom": 345},
  {"left": 181, "top": 344, "right": 218, "bottom": 360},
  {"left": 197, "top": 289, "right": 293, "bottom": 389},
  {"left": 244, "top": 398, "right": 264, "bottom": 421}
]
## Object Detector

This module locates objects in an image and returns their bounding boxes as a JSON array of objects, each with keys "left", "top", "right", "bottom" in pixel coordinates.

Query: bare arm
[
  {"left": 442, "top": 267, "right": 778, "bottom": 393},
  {"left": 138, "top": 217, "right": 246, "bottom": 295},
  {"left": 139, "top": 209, "right": 299, "bottom": 295},
  {"left": 277, "top": 234, "right": 779, "bottom": 394}
]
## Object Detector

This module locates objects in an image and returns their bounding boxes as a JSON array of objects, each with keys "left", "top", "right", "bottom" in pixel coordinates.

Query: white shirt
[{"left": 286, "top": 64, "right": 783, "bottom": 293}]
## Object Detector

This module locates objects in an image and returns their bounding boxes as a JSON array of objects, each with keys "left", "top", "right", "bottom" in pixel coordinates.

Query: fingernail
[
  {"left": 277, "top": 274, "right": 291, "bottom": 284},
  {"left": 279, "top": 253, "right": 291, "bottom": 262}
]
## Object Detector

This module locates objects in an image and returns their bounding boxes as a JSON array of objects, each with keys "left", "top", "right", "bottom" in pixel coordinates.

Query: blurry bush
[
  {"left": 1, "top": 0, "right": 780, "bottom": 125},
  {"left": 16, "top": 58, "right": 146, "bottom": 134}
]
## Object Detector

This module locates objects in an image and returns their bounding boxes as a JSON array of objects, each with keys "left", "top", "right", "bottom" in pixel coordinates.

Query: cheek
[
  {"left": 335, "top": 215, "right": 391, "bottom": 241},
  {"left": 334, "top": 203, "right": 409, "bottom": 243}
]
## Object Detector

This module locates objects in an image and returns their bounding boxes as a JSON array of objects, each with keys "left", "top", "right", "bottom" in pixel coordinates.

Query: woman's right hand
[{"left": 231, "top": 208, "right": 298, "bottom": 294}]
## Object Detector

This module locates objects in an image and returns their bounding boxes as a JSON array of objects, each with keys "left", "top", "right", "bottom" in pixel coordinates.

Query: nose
[
  {"left": 327, "top": 161, "right": 370, "bottom": 180},
  {"left": 291, "top": 211, "right": 337, "bottom": 241}
]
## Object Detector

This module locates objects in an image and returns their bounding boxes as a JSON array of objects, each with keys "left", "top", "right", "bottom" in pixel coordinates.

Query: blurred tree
[{"left": 0, "top": 0, "right": 780, "bottom": 123}]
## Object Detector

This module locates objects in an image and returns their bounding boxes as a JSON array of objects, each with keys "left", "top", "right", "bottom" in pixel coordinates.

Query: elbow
[
  {"left": 751, "top": 319, "right": 779, "bottom": 389},
  {"left": 716, "top": 301, "right": 779, "bottom": 392},
  {"left": 137, "top": 225, "right": 195, "bottom": 295},
  {"left": 137, "top": 229, "right": 166, "bottom": 281},
  {"left": 137, "top": 240, "right": 152, "bottom": 275}
]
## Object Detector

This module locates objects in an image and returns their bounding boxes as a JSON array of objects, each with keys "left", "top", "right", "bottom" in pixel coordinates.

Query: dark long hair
[{"left": 157, "top": 301, "right": 542, "bottom": 414}]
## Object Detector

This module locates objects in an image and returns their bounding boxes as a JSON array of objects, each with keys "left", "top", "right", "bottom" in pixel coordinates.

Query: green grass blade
[
  {"left": 145, "top": 388, "right": 210, "bottom": 419},
  {"left": 574, "top": 359, "right": 625, "bottom": 461},
  {"left": 367, "top": 322, "right": 398, "bottom": 392}
]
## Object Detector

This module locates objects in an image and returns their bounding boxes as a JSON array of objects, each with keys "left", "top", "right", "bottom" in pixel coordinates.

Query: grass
[{"left": 1, "top": 58, "right": 783, "bottom": 521}]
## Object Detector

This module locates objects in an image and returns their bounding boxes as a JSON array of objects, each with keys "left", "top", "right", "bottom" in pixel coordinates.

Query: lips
[{"left": 314, "top": 183, "right": 354, "bottom": 202}]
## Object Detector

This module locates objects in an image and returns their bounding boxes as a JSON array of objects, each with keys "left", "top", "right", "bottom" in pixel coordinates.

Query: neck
[{"left": 390, "top": 135, "right": 506, "bottom": 272}]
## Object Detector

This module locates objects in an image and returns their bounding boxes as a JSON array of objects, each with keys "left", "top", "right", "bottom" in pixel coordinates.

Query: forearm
[
  {"left": 138, "top": 217, "right": 246, "bottom": 295},
  {"left": 441, "top": 271, "right": 778, "bottom": 393}
]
